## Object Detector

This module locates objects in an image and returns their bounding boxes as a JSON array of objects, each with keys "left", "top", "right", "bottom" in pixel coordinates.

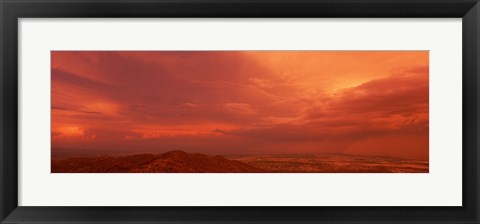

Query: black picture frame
[{"left": 1, "top": 0, "right": 479, "bottom": 223}]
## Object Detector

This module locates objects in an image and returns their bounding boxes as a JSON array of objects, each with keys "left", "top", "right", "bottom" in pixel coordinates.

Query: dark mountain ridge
[{"left": 51, "top": 150, "right": 265, "bottom": 173}]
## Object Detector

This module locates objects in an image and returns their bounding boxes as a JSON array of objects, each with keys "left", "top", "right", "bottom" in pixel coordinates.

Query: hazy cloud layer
[{"left": 52, "top": 51, "right": 429, "bottom": 159}]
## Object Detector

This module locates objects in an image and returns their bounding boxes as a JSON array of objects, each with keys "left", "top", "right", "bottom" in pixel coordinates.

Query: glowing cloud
[{"left": 52, "top": 51, "right": 428, "bottom": 160}]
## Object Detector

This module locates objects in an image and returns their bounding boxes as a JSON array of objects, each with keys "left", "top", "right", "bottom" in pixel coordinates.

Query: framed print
[
  {"left": 50, "top": 50, "right": 429, "bottom": 174},
  {"left": 1, "top": 0, "right": 479, "bottom": 223}
]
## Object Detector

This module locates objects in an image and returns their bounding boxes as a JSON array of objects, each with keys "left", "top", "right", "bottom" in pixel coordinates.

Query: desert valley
[{"left": 52, "top": 150, "right": 428, "bottom": 173}]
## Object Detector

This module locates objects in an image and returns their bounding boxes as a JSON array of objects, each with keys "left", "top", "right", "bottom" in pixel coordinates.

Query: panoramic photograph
[{"left": 51, "top": 51, "right": 429, "bottom": 173}]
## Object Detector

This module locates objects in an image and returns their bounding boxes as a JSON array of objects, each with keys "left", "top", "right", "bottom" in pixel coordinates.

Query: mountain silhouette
[{"left": 51, "top": 150, "right": 265, "bottom": 173}]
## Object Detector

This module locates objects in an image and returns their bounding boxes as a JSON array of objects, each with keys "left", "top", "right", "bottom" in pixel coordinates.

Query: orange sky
[{"left": 51, "top": 51, "right": 429, "bottom": 160}]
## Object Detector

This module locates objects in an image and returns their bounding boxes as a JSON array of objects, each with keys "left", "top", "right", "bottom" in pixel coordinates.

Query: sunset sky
[{"left": 51, "top": 51, "right": 429, "bottom": 160}]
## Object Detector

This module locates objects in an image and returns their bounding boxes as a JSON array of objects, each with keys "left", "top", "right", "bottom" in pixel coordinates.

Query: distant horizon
[{"left": 51, "top": 147, "right": 429, "bottom": 160}]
